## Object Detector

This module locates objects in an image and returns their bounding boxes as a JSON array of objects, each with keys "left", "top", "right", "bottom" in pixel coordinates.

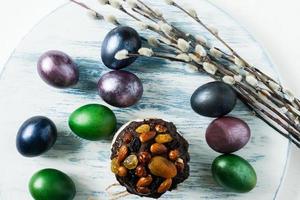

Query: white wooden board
[{"left": 0, "top": 0, "right": 293, "bottom": 199}]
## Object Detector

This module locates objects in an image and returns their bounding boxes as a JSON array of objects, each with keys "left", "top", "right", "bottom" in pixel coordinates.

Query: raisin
[
  {"left": 123, "top": 132, "right": 133, "bottom": 144},
  {"left": 123, "top": 154, "right": 139, "bottom": 170},
  {"left": 168, "top": 139, "right": 180, "bottom": 149},
  {"left": 128, "top": 170, "right": 139, "bottom": 184},
  {"left": 149, "top": 177, "right": 164, "bottom": 192},
  {"left": 129, "top": 137, "right": 141, "bottom": 152},
  {"left": 138, "top": 152, "right": 151, "bottom": 164}
]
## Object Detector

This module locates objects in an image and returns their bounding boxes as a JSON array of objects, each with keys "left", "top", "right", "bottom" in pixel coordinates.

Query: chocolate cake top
[{"left": 111, "top": 118, "right": 190, "bottom": 198}]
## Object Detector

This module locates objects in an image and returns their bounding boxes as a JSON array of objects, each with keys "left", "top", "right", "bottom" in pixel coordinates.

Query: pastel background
[{"left": 1, "top": 0, "right": 300, "bottom": 199}]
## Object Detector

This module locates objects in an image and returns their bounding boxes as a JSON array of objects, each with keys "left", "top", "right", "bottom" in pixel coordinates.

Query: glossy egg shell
[
  {"left": 101, "top": 26, "right": 141, "bottom": 69},
  {"left": 29, "top": 168, "right": 76, "bottom": 200},
  {"left": 68, "top": 104, "right": 117, "bottom": 140},
  {"left": 206, "top": 116, "right": 251, "bottom": 153},
  {"left": 37, "top": 50, "right": 79, "bottom": 88},
  {"left": 212, "top": 154, "right": 257, "bottom": 193},
  {"left": 16, "top": 116, "right": 57, "bottom": 157},
  {"left": 190, "top": 81, "right": 237, "bottom": 117},
  {"left": 98, "top": 70, "right": 143, "bottom": 107}
]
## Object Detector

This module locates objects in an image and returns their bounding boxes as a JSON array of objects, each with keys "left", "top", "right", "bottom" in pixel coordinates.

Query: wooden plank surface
[{"left": 0, "top": 0, "right": 290, "bottom": 199}]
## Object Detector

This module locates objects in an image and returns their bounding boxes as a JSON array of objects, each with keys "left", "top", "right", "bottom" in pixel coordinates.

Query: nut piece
[
  {"left": 135, "top": 165, "right": 147, "bottom": 177},
  {"left": 135, "top": 124, "right": 150, "bottom": 134},
  {"left": 148, "top": 156, "right": 177, "bottom": 178},
  {"left": 136, "top": 175, "right": 153, "bottom": 187},
  {"left": 136, "top": 186, "right": 150, "bottom": 194},
  {"left": 150, "top": 143, "right": 167, "bottom": 154},
  {"left": 169, "top": 149, "right": 180, "bottom": 161},
  {"left": 157, "top": 178, "right": 172, "bottom": 193},
  {"left": 117, "top": 166, "right": 128, "bottom": 177},
  {"left": 117, "top": 145, "right": 128, "bottom": 163},
  {"left": 138, "top": 151, "right": 151, "bottom": 164},
  {"left": 123, "top": 154, "right": 139, "bottom": 169},
  {"left": 155, "top": 124, "right": 167, "bottom": 133},
  {"left": 123, "top": 132, "right": 133, "bottom": 144},
  {"left": 175, "top": 158, "right": 185, "bottom": 173},
  {"left": 111, "top": 157, "right": 120, "bottom": 174},
  {"left": 155, "top": 134, "right": 173, "bottom": 144},
  {"left": 139, "top": 131, "right": 156, "bottom": 143}
]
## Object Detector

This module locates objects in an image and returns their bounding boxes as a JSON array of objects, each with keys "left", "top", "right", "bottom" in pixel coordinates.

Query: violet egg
[
  {"left": 37, "top": 50, "right": 79, "bottom": 88},
  {"left": 101, "top": 26, "right": 141, "bottom": 69},
  {"left": 190, "top": 81, "right": 237, "bottom": 117},
  {"left": 206, "top": 116, "right": 251, "bottom": 153},
  {"left": 98, "top": 70, "right": 143, "bottom": 107}
]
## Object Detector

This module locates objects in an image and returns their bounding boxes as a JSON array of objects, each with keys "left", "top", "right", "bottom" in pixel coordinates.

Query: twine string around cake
[{"left": 105, "top": 182, "right": 130, "bottom": 199}]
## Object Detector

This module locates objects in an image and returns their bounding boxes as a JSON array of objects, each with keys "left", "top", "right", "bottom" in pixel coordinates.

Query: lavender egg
[
  {"left": 98, "top": 70, "right": 143, "bottom": 108},
  {"left": 37, "top": 50, "right": 79, "bottom": 88},
  {"left": 206, "top": 116, "right": 251, "bottom": 153}
]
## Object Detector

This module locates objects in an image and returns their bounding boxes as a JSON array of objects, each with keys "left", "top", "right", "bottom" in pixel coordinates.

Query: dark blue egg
[
  {"left": 16, "top": 116, "right": 57, "bottom": 157},
  {"left": 101, "top": 26, "right": 142, "bottom": 69},
  {"left": 190, "top": 81, "right": 237, "bottom": 117}
]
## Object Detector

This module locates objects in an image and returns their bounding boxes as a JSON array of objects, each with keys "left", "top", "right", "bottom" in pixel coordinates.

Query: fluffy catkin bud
[
  {"left": 138, "top": 48, "right": 154, "bottom": 57},
  {"left": 115, "top": 49, "right": 129, "bottom": 60}
]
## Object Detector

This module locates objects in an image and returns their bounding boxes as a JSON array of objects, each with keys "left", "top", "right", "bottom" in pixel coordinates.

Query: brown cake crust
[{"left": 111, "top": 118, "right": 190, "bottom": 198}]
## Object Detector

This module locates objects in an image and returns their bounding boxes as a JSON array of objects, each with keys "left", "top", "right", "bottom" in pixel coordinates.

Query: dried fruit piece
[
  {"left": 155, "top": 134, "right": 173, "bottom": 144},
  {"left": 117, "top": 145, "right": 128, "bottom": 163},
  {"left": 136, "top": 186, "right": 150, "bottom": 194},
  {"left": 129, "top": 137, "right": 141, "bottom": 152},
  {"left": 169, "top": 149, "right": 180, "bottom": 161},
  {"left": 155, "top": 124, "right": 167, "bottom": 133},
  {"left": 149, "top": 177, "right": 163, "bottom": 192},
  {"left": 148, "top": 156, "right": 177, "bottom": 178},
  {"left": 135, "top": 124, "right": 150, "bottom": 134},
  {"left": 128, "top": 170, "right": 139, "bottom": 183},
  {"left": 135, "top": 165, "right": 147, "bottom": 177},
  {"left": 139, "top": 131, "right": 156, "bottom": 143},
  {"left": 111, "top": 158, "right": 120, "bottom": 174},
  {"left": 123, "top": 154, "right": 139, "bottom": 169},
  {"left": 157, "top": 178, "right": 172, "bottom": 193},
  {"left": 175, "top": 158, "right": 185, "bottom": 173},
  {"left": 136, "top": 175, "right": 153, "bottom": 187},
  {"left": 123, "top": 132, "right": 133, "bottom": 144},
  {"left": 138, "top": 152, "right": 151, "bottom": 164},
  {"left": 117, "top": 166, "right": 128, "bottom": 177},
  {"left": 150, "top": 143, "right": 167, "bottom": 154},
  {"left": 168, "top": 139, "right": 180, "bottom": 149}
]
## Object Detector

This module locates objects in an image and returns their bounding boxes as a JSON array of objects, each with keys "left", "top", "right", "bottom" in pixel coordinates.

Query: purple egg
[
  {"left": 37, "top": 50, "right": 79, "bottom": 88},
  {"left": 205, "top": 116, "right": 251, "bottom": 153},
  {"left": 98, "top": 70, "right": 143, "bottom": 108}
]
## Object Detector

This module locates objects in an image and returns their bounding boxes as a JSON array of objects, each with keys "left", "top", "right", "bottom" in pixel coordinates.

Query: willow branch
[{"left": 70, "top": 0, "right": 300, "bottom": 147}]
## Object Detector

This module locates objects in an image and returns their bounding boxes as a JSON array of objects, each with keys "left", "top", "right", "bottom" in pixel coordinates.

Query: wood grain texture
[{"left": 0, "top": 0, "right": 291, "bottom": 199}]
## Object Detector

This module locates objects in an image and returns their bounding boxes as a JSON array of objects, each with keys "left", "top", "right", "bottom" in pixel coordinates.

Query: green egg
[
  {"left": 29, "top": 168, "right": 76, "bottom": 200},
  {"left": 211, "top": 154, "right": 257, "bottom": 193},
  {"left": 68, "top": 104, "right": 117, "bottom": 140}
]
